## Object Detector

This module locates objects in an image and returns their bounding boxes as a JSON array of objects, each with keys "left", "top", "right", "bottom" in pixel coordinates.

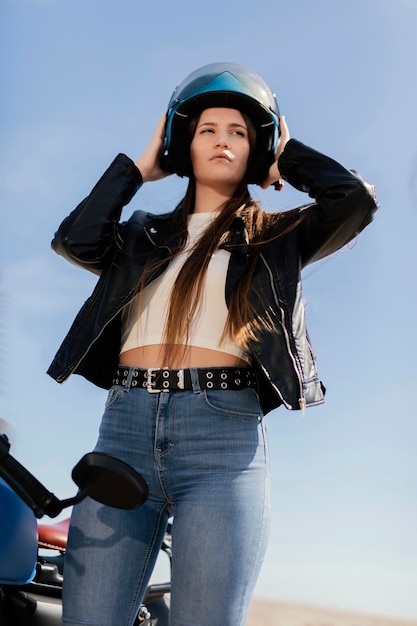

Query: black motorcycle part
[{"left": 72, "top": 452, "right": 149, "bottom": 510}]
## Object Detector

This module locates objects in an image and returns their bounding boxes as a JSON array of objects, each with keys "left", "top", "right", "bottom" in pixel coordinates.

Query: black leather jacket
[{"left": 47, "top": 139, "right": 378, "bottom": 415}]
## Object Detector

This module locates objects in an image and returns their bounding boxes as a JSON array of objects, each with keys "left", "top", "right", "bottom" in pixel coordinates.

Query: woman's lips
[{"left": 211, "top": 150, "right": 235, "bottom": 161}]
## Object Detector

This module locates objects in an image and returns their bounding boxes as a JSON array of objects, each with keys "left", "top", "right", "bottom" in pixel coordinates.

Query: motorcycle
[{"left": 0, "top": 433, "right": 171, "bottom": 625}]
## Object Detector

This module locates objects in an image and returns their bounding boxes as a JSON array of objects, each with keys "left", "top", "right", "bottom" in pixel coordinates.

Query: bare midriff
[{"left": 119, "top": 345, "right": 250, "bottom": 369}]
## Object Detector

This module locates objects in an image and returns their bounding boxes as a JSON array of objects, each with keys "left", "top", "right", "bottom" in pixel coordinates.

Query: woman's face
[{"left": 190, "top": 107, "right": 251, "bottom": 191}]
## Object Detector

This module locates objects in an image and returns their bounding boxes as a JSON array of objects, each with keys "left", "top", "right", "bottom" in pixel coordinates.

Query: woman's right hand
[{"left": 134, "top": 115, "right": 172, "bottom": 183}]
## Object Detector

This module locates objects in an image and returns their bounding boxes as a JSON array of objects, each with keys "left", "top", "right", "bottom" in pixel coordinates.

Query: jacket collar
[
  {"left": 143, "top": 203, "right": 185, "bottom": 252},
  {"left": 220, "top": 215, "right": 250, "bottom": 256},
  {"left": 145, "top": 206, "right": 250, "bottom": 256}
]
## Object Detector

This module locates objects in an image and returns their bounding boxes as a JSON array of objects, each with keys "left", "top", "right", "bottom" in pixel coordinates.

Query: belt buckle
[{"left": 146, "top": 367, "right": 162, "bottom": 393}]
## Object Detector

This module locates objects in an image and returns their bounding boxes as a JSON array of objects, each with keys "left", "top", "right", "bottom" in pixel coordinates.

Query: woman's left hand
[{"left": 259, "top": 116, "right": 290, "bottom": 189}]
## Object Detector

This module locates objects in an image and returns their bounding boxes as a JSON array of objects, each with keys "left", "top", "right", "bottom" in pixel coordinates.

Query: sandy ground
[{"left": 246, "top": 598, "right": 417, "bottom": 626}]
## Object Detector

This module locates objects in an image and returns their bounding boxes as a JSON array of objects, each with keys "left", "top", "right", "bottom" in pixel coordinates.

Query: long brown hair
[
  {"left": 141, "top": 111, "right": 306, "bottom": 364},
  {"left": 160, "top": 189, "right": 305, "bottom": 363}
]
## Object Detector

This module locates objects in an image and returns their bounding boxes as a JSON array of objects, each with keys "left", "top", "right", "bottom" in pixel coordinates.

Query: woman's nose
[{"left": 215, "top": 132, "right": 230, "bottom": 148}]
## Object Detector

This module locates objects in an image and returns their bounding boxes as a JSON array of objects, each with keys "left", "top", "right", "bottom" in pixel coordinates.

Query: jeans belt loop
[{"left": 189, "top": 368, "right": 201, "bottom": 393}]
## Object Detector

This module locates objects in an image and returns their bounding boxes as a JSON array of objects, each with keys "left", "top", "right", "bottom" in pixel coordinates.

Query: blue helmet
[{"left": 163, "top": 62, "right": 280, "bottom": 184}]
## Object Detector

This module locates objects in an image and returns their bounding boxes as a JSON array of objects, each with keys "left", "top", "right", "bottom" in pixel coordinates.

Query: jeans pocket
[
  {"left": 104, "top": 385, "right": 126, "bottom": 409},
  {"left": 200, "top": 388, "right": 262, "bottom": 421}
]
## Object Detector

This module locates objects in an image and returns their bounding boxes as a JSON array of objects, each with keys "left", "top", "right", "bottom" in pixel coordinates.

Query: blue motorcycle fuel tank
[{"left": 0, "top": 477, "right": 38, "bottom": 585}]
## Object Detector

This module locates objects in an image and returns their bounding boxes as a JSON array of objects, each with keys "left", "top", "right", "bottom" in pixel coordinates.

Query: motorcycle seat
[{"left": 38, "top": 518, "right": 70, "bottom": 551}]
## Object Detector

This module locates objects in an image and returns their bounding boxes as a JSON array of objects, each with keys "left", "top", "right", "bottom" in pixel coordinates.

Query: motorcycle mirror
[
  {"left": 70, "top": 452, "right": 149, "bottom": 510},
  {"left": 0, "top": 435, "right": 148, "bottom": 518}
]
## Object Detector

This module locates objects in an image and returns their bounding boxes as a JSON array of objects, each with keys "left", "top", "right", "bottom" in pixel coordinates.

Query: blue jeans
[{"left": 62, "top": 369, "right": 270, "bottom": 626}]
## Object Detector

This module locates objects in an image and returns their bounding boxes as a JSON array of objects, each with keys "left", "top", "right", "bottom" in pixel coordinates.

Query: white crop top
[{"left": 120, "top": 212, "right": 249, "bottom": 362}]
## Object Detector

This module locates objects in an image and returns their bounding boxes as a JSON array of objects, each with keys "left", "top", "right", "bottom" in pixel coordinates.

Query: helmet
[{"left": 163, "top": 62, "right": 280, "bottom": 184}]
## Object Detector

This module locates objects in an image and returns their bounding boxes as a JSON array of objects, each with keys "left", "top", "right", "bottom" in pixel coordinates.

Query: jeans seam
[
  {"left": 241, "top": 422, "right": 270, "bottom": 624},
  {"left": 126, "top": 504, "right": 170, "bottom": 626}
]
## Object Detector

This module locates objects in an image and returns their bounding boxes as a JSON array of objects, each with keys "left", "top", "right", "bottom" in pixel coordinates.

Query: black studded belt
[{"left": 112, "top": 366, "right": 257, "bottom": 393}]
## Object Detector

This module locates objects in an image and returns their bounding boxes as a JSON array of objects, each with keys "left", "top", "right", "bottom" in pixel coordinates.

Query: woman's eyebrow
[{"left": 197, "top": 121, "right": 248, "bottom": 130}]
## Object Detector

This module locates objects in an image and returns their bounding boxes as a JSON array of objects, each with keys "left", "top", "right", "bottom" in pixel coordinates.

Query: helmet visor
[{"left": 168, "top": 62, "right": 278, "bottom": 119}]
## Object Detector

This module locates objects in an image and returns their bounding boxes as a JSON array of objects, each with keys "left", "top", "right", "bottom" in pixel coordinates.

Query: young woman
[{"left": 48, "top": 63, "right": 378, "bottom": 626}]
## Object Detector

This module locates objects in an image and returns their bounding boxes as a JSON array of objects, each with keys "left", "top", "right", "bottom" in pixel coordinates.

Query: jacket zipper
[
  {"left": 260, "top": 253, "right": 306, "bottom": 416},
  {"left": 57, "top": 302, "right": 130, "bottom": 383}
]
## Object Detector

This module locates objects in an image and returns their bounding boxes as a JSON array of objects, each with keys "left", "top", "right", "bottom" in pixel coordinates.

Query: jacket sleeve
[
  {"left": 277, "top": 139, "right": 379, "bottom": 266},
  {"left": 51, "top": 154, "right": 143, "bottom": 273}
]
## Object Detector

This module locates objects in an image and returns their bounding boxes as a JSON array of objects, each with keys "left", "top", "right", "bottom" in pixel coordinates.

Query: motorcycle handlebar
[{"left": 0, "top": 434, "right": 62, "bottom": 518}]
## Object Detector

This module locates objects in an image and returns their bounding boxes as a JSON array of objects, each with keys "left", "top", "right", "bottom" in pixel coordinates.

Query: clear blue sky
[{"left": 1, "top": 0, "right": 417, "bottom": 620}]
